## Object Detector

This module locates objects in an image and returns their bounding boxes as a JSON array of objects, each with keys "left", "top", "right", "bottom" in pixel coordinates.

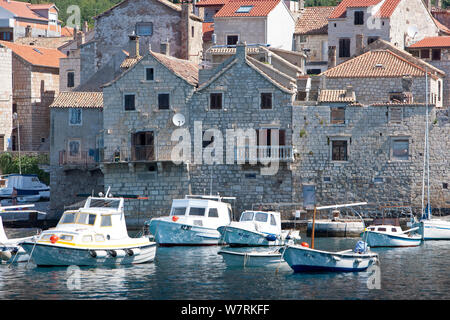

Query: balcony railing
[
  {"left": 59, "top": 149, "right": 102, "bottom": 166},
  {"left": 104, "top": 145, "right": 155, "bottom": 163},
  {"left": 131, "top": 145, "right": 155, "bottom": 162},
  {"left": 235, "top": 146, "right": 293, "bottom": 162}
]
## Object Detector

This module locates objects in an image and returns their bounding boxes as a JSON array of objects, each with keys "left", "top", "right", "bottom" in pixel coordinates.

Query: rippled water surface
[{"left": 1, "top": 229, "right": 449, "bottom": 300}]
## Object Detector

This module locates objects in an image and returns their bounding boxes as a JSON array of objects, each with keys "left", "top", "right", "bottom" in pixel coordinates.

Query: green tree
[{"left": 0, "top": 153, "right": 50, "bottom": 185}]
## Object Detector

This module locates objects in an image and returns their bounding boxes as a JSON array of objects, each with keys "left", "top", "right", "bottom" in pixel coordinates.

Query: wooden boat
[
  {"left": 218, "top": 248, "right": 289, "bottom": 268},
  {"left": 218, "top": 210, "right": 300, "bottom": 247},
  {"left": 20, "top": 188, "right": 156, "bottom": 266},
  {"left": 283, "top": 202, "right": 379, "bottom": 272}
]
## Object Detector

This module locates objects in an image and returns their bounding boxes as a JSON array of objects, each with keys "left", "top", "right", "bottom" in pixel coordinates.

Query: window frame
[
  {"left": 135, "top": 22, "right": 153, "bottom": 36},
  {"left": 354, "top": 11, "right": 364, "bottom": 25},
  {"left": 330, "top": 138, "right": 349, "bottom": 162},
  {"left": 209, "top": 92, "right": 223, "bottom": 110},
  {"left": 226, "top": 34, "right": 239, "bottom": 46},
  {"left": 260, "top": 92, "right": 273, "bottom": 110},
  {"left": 390, "top": 137, "right": 410, "bottom": 161},
  {"left": 330, "top": 107, "right": 345, "bottom": 125},
  {"left": 68, "top": 139, "right": 81, "bottom": 158},
  {"left": 145, "top": 67, "right": 154, "bottom": 81},
  {"left": 124, "top": 93, "right": 136, "bottom": 111},
  {"left": 69, "top": 108, "right": 82, "bottom": 126},
  {"left": 339, "top": 38, "right": 351, "bottom": 58},
  {"left": 67, "top": 71, "right": 75, "bottom": 88},
  {"left": 158, "top": 93, "right": 170, "bottom": 110}
]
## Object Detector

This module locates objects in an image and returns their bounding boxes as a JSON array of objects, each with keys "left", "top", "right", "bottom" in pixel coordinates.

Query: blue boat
[{"left": 0, "top": 174, "right": 49, "bottom": 199}]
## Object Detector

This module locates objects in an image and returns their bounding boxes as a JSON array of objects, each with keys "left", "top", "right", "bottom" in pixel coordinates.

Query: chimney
[
  {"left": 129, "top": 33, "right": 140, "bottom": 58},
  {"left": 25, "top": 25, "right": 32, "bottom": 37},
  {"left": 299, "top": 0, "right": 305, "bottom": 11},
  {"left": 356, "top": 34, "right": 364, "bottom": 56},
  {"left": 328, "top": 46, "right": 336, "bottom": 68},
  {"left": 160, "top": 41, "right": 170, "bottom": 55},
  {"left": 345, "top": 85, "right": 354, "bottom": 99},
  {"left": 236, "top": 41, "right": 247, "bottom": 60}
]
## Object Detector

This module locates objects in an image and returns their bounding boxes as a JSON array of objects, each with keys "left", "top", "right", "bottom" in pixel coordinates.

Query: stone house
[
  {"left": 0, "top": 0, "right": 61, "bottom": 41},
  {"left": 320, "top": 48, "right": 445, "bottom": 108},
  {"left": 0, "top": 40, "right": 65, "bottom": 152},
  {"left": 90, "top": 0, "right": 204, "bottom": 73},
  {"left": 327, "top": 0, "right": 441, "bottom": 67},
  {"left": 294, "top": 6, "right": 335, "bottom": 75},
  {"left": 0, "top": 43, "right": 12, "bottom": 151}
]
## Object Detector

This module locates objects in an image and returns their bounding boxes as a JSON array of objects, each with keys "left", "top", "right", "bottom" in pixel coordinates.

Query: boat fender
[
  {"left": 301, "top": 242, "right": 310, "bottom": 248},
  {"left": 172, "top": 216, "right": 179, "bottom": 222},
  {"left": 115, "top": 250, "right": 126, "bottom": 258},
  {"left": 89, "top": 250, "right": 97, "bottom": 258},
  {"left": 50, "top": 235, "right": 59, "bottom": 244},
  {"left": 125, "top": 249, "right": 134, "bottom": 256},
  {"left": 131, "top": 248, "right": 141, "bottom": 256},
  {"left": 265, "top": 234, "right": 277, "bottom": 242},
  {"left": 0, "top": 250, "right": 12, "bottom": 261},
  {"left": 95, "top": 250, "right": 108, "bottom": 258},
  {"left": 108, "top": 250, "right": 117, "bottom": 257}
]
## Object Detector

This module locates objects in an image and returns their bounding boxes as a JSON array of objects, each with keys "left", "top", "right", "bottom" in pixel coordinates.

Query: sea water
[{"left": 1, "top": 229, "right": 449, "bottom": 300}]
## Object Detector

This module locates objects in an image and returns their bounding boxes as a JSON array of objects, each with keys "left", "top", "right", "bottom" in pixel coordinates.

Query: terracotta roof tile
[
  {"left": 214, "top": 0, "right": 280, "bottom": 18},
  {"left": 203, "top": 22, "right": 214, "bottom": 41},
  {"left": 0, "top": 0, "right": 51, "bottom": 21},
  {"left": 329, "top": 0, "right": 401, "bottom": 19},
  {"left": 150, "top": 51, "right": 199, "bottom": 85},
  {"left": 196, "top": 0, "right": 229, "bottom": 6},
  {"left": 318, "top": 89, "right": 356, "bottom": 103},
  {"left": 432, "top": 17, "right": 450, "bottom": 35},
  {"left": 0, "top": 40, "right": 66, "bottom": 68},
  {"left": 409, "top": 36, "right": 450, "bottom": 48},
  {"left": 322, "top": 49, "right": 428, "bottom": 78},
  {"left": 61, "top": 26, "right": 75, "bottom": 37},
  {"left": 295, "top": 6, "right": 336, "bottom": 35},
  {"left": 14, "top": 36, "right": 71, "bottom": 49},
  {"left": 50, "top": 92, "right": 103, "bottom": 108}
]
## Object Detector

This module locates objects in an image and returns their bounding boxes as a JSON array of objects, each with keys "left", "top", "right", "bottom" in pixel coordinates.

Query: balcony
[
  {"left": 235, "top": 146, "right": 293, "bottom": 162},
  {"left": 103, "top": 145, "right": 155, "bottom": 163},
  {"left": 59, "top": 149, "right": 102, "bottom": 166}
]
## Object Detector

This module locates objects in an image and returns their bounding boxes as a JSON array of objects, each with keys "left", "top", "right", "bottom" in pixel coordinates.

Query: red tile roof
[
  {"left": 432, "top": 17, "right": 450, "bottom": 35},
  {"left": 322, "top": 49, "right": 429, "bottom": 78},
  {"left": 196, "top": 0, "right": 229, "bottom": 6},
  {"left": 0, "top": 40, "right": 66, "bottom": 68},
  {"left": 329, "top": 0, "right": 401, "bottom": 19},
  {"left": 150, "top": 51, "right": 199, "bottom": 85},
  {"left": 0, "top": 0, "right": 52, "bottom": 21},
  {"left": 203, "top": 22, "right": 214, "bottom": 41},
  {"left": 295, "top": 6, "right": 336, "bottom": 35},
  {"left": 214, "top": 0, "right": 280, "bottom": 18},
  {"left": 50, "top": 92, "right": 103, "bottom": 108},
  {"left": 409, "top": 36, "right": 450, "bottom": 48},
  {"left": 61, "top": 26, "right": 75, "bottom": 37}
]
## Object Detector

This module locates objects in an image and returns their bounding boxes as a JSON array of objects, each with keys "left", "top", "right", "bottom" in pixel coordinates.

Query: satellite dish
[
  {"left": 172, "top": 113, "right": 185, "bottom": 127},
  {"left": 407, "top": 25, "right": 419, "bottom": 39}
]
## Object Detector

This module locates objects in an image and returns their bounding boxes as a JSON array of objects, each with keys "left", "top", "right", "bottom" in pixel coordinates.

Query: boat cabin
[
  {"left": 366, "top": 225, "right": 402, "bottom": 234},
  {"left": 238, "top": 211, "right": 281, "bottom": 235},
  {"left": 0, "top": 174, "right": 49, "bottom": 196},
  {"left": 169, "top": 195, "right": 234, "bottom": 227}
]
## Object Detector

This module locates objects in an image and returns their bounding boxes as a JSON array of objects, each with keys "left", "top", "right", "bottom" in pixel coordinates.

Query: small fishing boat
[
  {"left": 218, "top": 247, "right": 289, "bottom": 268},
  {"left": 363, "top": 225, "right": 422, "bottom": 247},
  {"left": 147, "top": 195, "right": 235, "bottom": 246},
  {"left": 20, "top": 188, "right": 156, "bottom": 266},
  {"left": 0, "top": 216, "right": 35, "bottom": 264},
  {"left": 283, "top": 202, "right": 379, "bottom": 272},
  {"left": 0, "top": 174, "right": 49, "bottom": 199},
  {"left": 218, "top": 210, "right": 300, "bottom": 246}
]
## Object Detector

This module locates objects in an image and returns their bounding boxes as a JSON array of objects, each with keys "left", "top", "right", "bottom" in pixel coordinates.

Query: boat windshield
[
  {"left": 254, "top": 212, "right": 268, "bottom": 222},
  {"left": 171, "top": 207, "right": 186, "bottom": 216},
  {"left": 59, "top": 211, "right": 97, "bottom": 226},
  {"left": 88, "top": 199, "right": 121, "bottom": 209},
  {"left": 240, "top": 211, "right": 254, "bottom": 222},
  {"left": 189, "top": 207, "right": 206, "bottom": 216}
]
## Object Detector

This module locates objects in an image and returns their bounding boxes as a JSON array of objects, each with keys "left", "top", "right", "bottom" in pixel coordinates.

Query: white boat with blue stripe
[{"left": 363, "top": 225, "right": 422, "bottom": 247}]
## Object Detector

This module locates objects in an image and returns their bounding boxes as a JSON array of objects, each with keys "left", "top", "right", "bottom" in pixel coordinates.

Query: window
[
  {"left": 236, "top": 5, "right": 253, "bottom": 13},
  {"left": 255, "top": 212, "right": 268, "bottom": 222},
  {"left": 208, "top": 208, "right": 219, "bottom": 218},
  {"left": 421, "top": 49, "right": 430, "bottom": 59},
  {"left": 146, "top": 68, "right": 154, "bottom": 81},
  {"left": 82, "top": 235, "right": 93, "bottom": 242},
  {"left": 270, "top": 214, "right": 276, "bottom": 226},
  {"left": 158, "top": 93, "right": 170, "bottom": 110},
  {"left": 60, "top": 212, "right": 76, "bottom": 224},
  {"left": 438, "top": 81, "right": 442, "bottom": 102},
  {"left": 68, "top": 140, "right": 81, "bottom": 157},
  {"left": 307, "top": 69, "right": 322, "bottom": 75},
  {"left": 191, "top": 26, "right": 194, "bottom": 38},
  {"left": 354, "top": 11, "right": 364, "bottom": 25},
  {"left": 60, "top": 235, "right": 73, "bottom": 241},
  {"left": 389, "top": 107, "right": 403, "bottom": 124},
  {"left": 95, "top": 234, "right": 105, "bottom": 242},
  {"left": 210, "top": 93, "right": 222, "bottom": 109},
  {"left": 240, "top": 211, "right": 254, "bottom": 221},
  {"left": 189, "top": 207, "right": 206, "bottom": 216},
  {"left": 67, "top": 71, "right": 75, "bottom": 88},
  {"left": 76, "top": 213, "right": 96, "bottom": 225},
  {"left": 432, "top": 49, "right": 441, "bottom": 61},
  {"left": 378, "top": 227, "right": 386, "bottom": 232},
  {"left": 0, "top": 32, "right": 12, "bottom": 41},
  {"left": 331, "top": 107, "right": 345, "bottom": 124},
  {"left": 298, "top": 35, "right": 307, "bottom": 43},
  {"left": 391, "top": 228, "right": 397, "bottom": 232},
  {"left": 331, "top": 140, "right": 348, "bottom": 161},
  {"left": 124, "top": 94, "right": 135, "bottom": 111},
  {"left": 0, "top": 135, "right": 4, "bottom": 151},
  {"left": 101, "top": 215, "right": 112, "bottom": 227},
  {"left": 391, "top": 138, "right": 409, "bottom": 161},
  {"left": 227, "top": 35, "right": 239, "bottom": 46},
  {"left": 339, "top": 38, "right": 351, "bottom": 58},
  {"left": 367, "top": 37, "right": 379, "bottom": 45},
  {"left": 136, "top": 22, "right": 153, "bottom": 36},
  {"left": 172, "top": 207, "right": 186, "bottom": 216},
  {"left": 260, "top": 93, "right": 272, "bottom": 109},
  {"left": 131, "top": 131, "right": 154, "bottom": 161},
  {"left": 373, "top": 177, "right": 384, "bottom": 184},
  {"left": 69, "top": 108, "right": 82, "bottom": 125}
]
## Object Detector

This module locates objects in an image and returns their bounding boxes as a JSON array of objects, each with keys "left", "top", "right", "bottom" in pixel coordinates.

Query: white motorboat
[
  {"left": 147, "top": 195, "right": 235, "bottom": 246},
  {"left": 218, "top": 248, "right": 289, "bottom": 269},
  {"left": 283, "top": 202, "right": 379, "bottom": 272},
  {"left": 0, "top": 174, "right": 49, "bottom": 199},
  {"left": 218, "top": 210, "right": 300, "bottom": 246},
  {"left": 0, "top": 216, "right": 35, "bottom": 264},
  {"left": 415, "top": 215, "right": 450, "bottom": 240},
  {"left": 363, "top": 225, "right": 422, "bottom": 247},
  {"left": 20, "top": 189, "right": 156, "bottom": 266}
]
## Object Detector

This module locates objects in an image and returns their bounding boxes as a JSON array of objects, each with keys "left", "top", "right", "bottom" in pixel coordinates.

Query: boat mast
[
  {"left": 421, "top": 69, "right": 431, "bottom": 219},
  {"left": 311, "top": 205, "right": 316, "bottom": 249}
]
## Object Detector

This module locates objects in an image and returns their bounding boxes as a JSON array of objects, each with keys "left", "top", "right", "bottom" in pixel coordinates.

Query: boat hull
[
  {"left": 218, "top": 226, "right": 286, "bottom": 246},
  {"left": 283, "top": 245, "right": 378, "bottom": 272},
  {"left": 149, "top": 219, "right": 221, "bottom": 246},
  {"left": 21, "top": 242, "right": 156, "bottom": 266},
  {"left": 415, "top": 220, "right": 450, "bottom": 240},
  {"left": 218, "top": 249, "right": 288, "bottom": 268},
  {"left": 365, "top": 231, "right": 422, "bottom": 247}
]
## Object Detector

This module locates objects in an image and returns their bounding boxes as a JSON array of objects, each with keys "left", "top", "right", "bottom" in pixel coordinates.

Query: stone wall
[
  {"left": 0, "top": 46, "right": 12, "bottom": 151},
  {"left": 291, "top": 104, "right": 449, "bottom": 215},
  {"left": 59, "top": 56, "right": 80, "bottom": 92}
]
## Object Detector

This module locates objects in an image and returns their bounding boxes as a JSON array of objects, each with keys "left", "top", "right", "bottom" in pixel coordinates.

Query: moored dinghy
[
  {"left": 0, "top": 216, "right": 35, "bottom": 264},
  {"left": 147, "top": 195, "right": 235, "bottom": 246},
  {"left": 218, "top": 247, "right": 289, "bottom": 269},
  {"left": 20, "top": 188, "right": 156, "bottom": 266},
  {"left": 218, "top": 210, "right": 300, "bottom": 246},
  {"left": 283, "top": 202, "right": 379, "bottom": 272}
]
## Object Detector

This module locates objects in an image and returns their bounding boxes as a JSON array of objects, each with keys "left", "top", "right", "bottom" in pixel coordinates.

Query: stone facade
[
  {"left": 0, "top": 45, "right": 12, "bottom": 151},
  {"left": 93, "top": 0, "right": 203, "bottom": 71}
]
